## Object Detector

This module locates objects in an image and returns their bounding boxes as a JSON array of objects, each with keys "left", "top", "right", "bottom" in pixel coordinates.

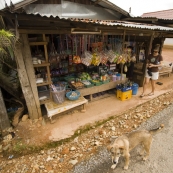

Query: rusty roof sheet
[
  {"left": 69, "top": 18, "right": 173, "bottom": 31},
  {"left": 141, "top": 9, "right": 173, "bottom": 20}
]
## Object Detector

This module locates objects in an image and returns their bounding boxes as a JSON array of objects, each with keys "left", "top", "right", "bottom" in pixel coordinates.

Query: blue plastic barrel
[{"left": 132, "top": 83, "right": 139, "bottom": 95}]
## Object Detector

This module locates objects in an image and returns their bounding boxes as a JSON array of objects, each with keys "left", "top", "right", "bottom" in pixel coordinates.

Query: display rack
[{"left": 29, "top": 34, "right": 52, "bottom": 105}]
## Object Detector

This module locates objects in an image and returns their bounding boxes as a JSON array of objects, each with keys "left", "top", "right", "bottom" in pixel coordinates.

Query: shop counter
[
  {"left": 79, "top": 79, "right": 128, "bottom": 101},
  {"left": 45, "top": 96, "right": 88, "bottom": 122}
]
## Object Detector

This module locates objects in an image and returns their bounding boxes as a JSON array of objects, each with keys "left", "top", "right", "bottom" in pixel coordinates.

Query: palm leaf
[{"left": 0, "top": 29, "right": 15, "bottom": 47}]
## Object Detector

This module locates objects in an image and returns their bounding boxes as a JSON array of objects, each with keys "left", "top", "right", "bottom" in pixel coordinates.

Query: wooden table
[
  {"left": 45, "top": 96, "right": 88, "bottom": 122},
  {"left": 79, "top": 80, "right": 127, "bottom": 101}
]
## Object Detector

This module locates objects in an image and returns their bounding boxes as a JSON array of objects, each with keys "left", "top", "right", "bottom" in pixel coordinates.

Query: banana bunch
[
  {"left": 116, "top": 54, "right": 126, "bottom": 64},
  {"left": 91, "top": 53, "right": 100, "bottom": 66}
]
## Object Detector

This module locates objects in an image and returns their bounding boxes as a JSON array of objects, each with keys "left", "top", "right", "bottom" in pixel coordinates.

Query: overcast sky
[{"left": 109, "top": 0, "right": 173, "bottom": 16}]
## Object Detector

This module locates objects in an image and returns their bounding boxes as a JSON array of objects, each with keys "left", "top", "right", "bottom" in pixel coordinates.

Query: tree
[{"left": 0, "top": 29, "right": 16, "bottom": 131}]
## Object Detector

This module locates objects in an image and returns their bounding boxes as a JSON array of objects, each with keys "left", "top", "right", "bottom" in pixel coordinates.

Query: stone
[
  {"left": 61, "top": 147, "right": 69, "bottom": 155},
  {"left": 111, "top": 126, "right": 116, "bottom": 131},
  {"left": 22, "top": 114, "right": 29, "bottom": 122},
  {"left": 94, "top": 141, "right": 100, "bottom": 146},
  {"left": 40, "top": 150, "right": 44, "bottom": 155},
  {"left": 69, "top": 159, "right": 78, "bottom": 165},
  {"left": 74, "top": 137, "right": 78, "bottom": 143},
  {"left": 70, "top": 147, "right": 76, "bottom": 151},
  {"left": 39, "top": 165, "right": 45, "bottom": 169},
  {"left": 3, "top": 144, "right": 11, "bottom": 151}
]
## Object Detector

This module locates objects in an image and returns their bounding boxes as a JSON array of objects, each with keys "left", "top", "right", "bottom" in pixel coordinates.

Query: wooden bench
[
  {"left": 159, "top": 67, "right": 172, "bottom": 77},
  {"left": 45, "top": 96, "right": 88, "bottom": 122}
]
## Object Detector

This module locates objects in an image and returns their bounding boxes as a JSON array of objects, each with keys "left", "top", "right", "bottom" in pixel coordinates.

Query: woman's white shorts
[{"left": 145, "top": 70, "right": 159, "bottom": 80}]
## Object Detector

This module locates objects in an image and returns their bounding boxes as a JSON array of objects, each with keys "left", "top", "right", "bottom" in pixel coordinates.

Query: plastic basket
[
  {"left": 66, "top": 90, "right": 80, "bottom": 101},
  {"left": 116, "top": 90, "right": 132, "bottom": 101},
  {"left": 51, "top": 86, "right": 66, "bottom": 104}
]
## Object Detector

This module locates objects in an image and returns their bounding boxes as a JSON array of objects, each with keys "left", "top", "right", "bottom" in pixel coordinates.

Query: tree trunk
[{"left": 0, "top": 88, "right": 11, "bottom": 131}]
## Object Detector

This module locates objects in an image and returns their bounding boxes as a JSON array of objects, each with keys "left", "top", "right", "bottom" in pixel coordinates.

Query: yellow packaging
[{"left": 116, "top": 90, "right": 132, "bottom": 101}]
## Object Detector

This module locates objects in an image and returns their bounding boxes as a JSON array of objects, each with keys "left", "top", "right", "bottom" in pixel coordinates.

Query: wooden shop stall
[{"left": 1, "top": 0, "right": 173, "bottom": 120}]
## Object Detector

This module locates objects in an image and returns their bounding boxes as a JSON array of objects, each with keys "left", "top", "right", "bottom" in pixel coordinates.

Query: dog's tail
[{"left": 149, "top": 124, "right": 164, "bottom": 135}]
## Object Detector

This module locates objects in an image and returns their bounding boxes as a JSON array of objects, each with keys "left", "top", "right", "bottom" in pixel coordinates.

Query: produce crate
[
  {"left": 101, "top": 79, "right": 110, "bottom": 84},
  {"left": 85, "top": 83, "right": 94, "bottom": 88},
  {"left": 81, "top": 80, "right": 94, "bottom": 88},
  {"left": 116, "top": 89, "right": 132, "bottom": 101},
  {"left": 91, "top": 80, "right": 102, "bottom": 86}
]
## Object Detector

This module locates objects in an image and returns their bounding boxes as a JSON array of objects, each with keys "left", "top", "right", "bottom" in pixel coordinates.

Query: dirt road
[{"left": 71, "top": 102, "right": 173, "bottom": 173}]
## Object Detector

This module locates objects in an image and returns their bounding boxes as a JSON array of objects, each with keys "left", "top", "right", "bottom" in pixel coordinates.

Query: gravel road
[{"left": 71, "top": 102, "right": 173, "bottom": 173}]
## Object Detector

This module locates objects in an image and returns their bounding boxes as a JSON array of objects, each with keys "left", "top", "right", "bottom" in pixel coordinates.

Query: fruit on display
[
  {"left": 78, "top": 72, "right": 92, "bottom": 81},
  {"left": 91, "top": 53, "right": 100, "bottom": 66},
  {"left": 92, "top": 80, "right": 100, "bottom": 83},
  {"left": 73, "top": 55, "right": 81, "bottom": 64},
  {"left": 70, "top": 81, "right": 84, "bottom": 89}
]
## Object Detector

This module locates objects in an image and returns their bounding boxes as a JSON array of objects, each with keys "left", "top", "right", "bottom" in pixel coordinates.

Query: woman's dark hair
[{"left": 127, "top": 46, "right": 133, "bottom": 50}]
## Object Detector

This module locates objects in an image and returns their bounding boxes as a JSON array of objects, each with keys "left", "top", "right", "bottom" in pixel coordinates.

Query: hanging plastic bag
[
  {"left": 49, "top": 42, "right": 59, "bottom": 64},
  {"left": 81, "top": 51, "right": 92, "bottom": 66},
  {"left": 124, "top": 64, "right": 128, "bottom": 72}
]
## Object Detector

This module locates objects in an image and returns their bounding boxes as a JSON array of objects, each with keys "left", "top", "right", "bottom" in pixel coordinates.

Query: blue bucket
[{"left": 132, "top": 83, "right": 139, "bottom": 95}]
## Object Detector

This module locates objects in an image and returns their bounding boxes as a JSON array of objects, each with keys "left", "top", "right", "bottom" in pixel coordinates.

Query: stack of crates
[{"left": 116, "top": 86, "right": 132, "bottom": 101}]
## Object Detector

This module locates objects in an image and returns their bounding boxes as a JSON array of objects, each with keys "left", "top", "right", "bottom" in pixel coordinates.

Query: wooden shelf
[
  {"left": 36, "top": 81, "right": 52, "bottom": 86},
  {"left": 33, "top": 63, "right": 50, "bottom": 67},
  {"left": 40, "top": 98, "right": 51, "bottom": 105},
  {"left": 29, "top": 41, "right": 48, "bottom": 46}
]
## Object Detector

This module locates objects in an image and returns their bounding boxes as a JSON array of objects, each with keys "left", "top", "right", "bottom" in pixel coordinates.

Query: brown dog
[{"left": 107, "top": 124, "right": 164, "bottom": 170}]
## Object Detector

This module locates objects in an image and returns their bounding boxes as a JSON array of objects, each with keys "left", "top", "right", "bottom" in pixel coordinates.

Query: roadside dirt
[
  {"left": 13, "top": 47, "right": 173, "bottom": 147},
  {"left": 0, "top": 47, "right": 173, "bottom": 173}
]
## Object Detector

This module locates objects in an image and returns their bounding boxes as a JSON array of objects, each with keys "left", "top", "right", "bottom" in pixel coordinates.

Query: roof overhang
[{"left": 0, "top": 0, "right": 37, "bottom": 11}]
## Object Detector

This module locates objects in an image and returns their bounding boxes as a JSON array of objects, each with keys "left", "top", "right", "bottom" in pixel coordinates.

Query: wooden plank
[
  {"left": 36, "top": 82, "right": 52, "bottom": 86},
  {"left": 21, "top": 34, "right": 42, "bottom": 118},
  {"left": 29, "top": 41, "right": 47, "bottom": 46},
  {"left": 14, "top": 37, "right": 40, "bottom": 119},
  {"left": 33, "top": 63, "right": 50, "bottom": 67},
  {"left": 0, "top": 88, "right": 10, "bottom": 130}
]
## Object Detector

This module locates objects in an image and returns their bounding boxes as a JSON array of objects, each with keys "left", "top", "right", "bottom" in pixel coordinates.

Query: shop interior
[{"left": 28, "top": 33, "right": 149, "bottom": 105}]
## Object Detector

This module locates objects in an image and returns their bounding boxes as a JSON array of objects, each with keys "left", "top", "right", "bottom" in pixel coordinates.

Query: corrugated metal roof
[
  {"left": 69, "top": 18, "right": 173, "bottom": 31},
  {"left": 24, "top": 3, "right": 122, "bottom": 20},
  {"left": 141, "top": 9, "right": 173, "bottom": 20}
]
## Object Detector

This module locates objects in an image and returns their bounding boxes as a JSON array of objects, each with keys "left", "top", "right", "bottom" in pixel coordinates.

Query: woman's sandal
[
  {"left": 148, "top": 92, "right": 154, "bottom": 96},
  {"left": 140, "top": 94, "right": 145, "bottom": 98}
]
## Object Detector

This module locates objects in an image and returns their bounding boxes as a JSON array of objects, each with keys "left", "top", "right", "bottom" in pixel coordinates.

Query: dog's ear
[
  {"left": 119, "top": 146, "right": 124, "bottom": 152},
  {"left": 107, "top": 145, "right": 113, "bottom": 152}
]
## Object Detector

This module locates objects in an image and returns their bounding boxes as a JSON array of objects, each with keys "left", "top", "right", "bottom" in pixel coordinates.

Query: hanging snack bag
[
  {"left": 100, "top": 51, "right": 108, "bottom": 65},
  {"left": 107, "top": 50, "right": 116, "bottom": 63},
  {"left": 81, "top": 51, "right": 92, "bottom": 66}
]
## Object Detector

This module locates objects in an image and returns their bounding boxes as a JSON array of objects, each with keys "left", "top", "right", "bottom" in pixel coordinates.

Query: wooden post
[
  {"left": 160, "top": 37, "right": 165, "bottom": 55},
  {"left": 140, "top": 32, "right": 155, "bottom": 86},
  {"left": 14, "top": 36, "right": 41, "bottom": 119},
  {"left": 0, "top": 88, "right": 11, "bottom": 131},
  {"left": 21, "top": 34, "right": 42, "bottom": 118},
  {"left": 121, "top": 30, "right": 126, "bottom": 80}
]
